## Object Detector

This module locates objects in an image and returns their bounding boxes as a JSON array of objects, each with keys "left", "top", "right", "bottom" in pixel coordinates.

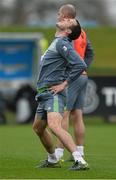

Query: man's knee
[
  {"left": 32, "top": 115, "right": 45, "bottom": 136},
  {"left": 48, "top": 113, "right": 63, "bottom": 134},
  {"left": 33, "top": 123, "right": 44, "bottom": 137},
  {"left": 48, "top": 120, "right": 58, "bottom": 132},
  {"left": 32, "top": 122, "right": 38, "bottom": 133},
  {"left": 47, "top": 114, "right": 61, "bottom": 132}
]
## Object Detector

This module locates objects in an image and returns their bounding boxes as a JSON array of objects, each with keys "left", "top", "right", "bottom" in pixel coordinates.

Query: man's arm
[
  {"left": 49, "top": 38, "right": 87, "bottom": 94},
  {"left": 84, "top": 39, "right": 94, "bottom": 68},
  {"left": 56, "top": 38, "right": 87, "bottom": 83}
]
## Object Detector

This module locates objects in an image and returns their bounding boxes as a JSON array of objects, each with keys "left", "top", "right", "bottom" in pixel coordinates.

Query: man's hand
[{"left": 49, "top": 81, "right": 68, "bottom": 95}]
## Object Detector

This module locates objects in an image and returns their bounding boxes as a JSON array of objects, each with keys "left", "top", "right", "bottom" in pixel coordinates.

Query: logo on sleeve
[{"left": 63, "top": 46, "right": 67, "bottom": 51}]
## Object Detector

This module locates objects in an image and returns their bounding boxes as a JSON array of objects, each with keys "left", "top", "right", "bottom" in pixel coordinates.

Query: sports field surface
[
  {"left": 0, "top": 27, "right": 116, "bottom": 76},
  {"left": 0, "top": 117, "right": 116, "bottom": 179}
]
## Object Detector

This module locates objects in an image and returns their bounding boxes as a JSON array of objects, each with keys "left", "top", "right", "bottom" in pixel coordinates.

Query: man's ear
[{"left": 67, "top": 29, "right": 72, "bottom": 35}]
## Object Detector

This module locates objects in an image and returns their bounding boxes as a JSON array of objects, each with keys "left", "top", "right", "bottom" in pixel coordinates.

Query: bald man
[{"left": 52, "top": 4, "right": 94, "bottom": 162}]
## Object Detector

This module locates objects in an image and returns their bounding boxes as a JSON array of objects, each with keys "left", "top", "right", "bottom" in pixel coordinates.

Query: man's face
[
  {"left": 57, "top": 8, "right": 65, "bottom": 22},
  {"left": 56, "top": 18, "right": 77, "bottom": 32}
]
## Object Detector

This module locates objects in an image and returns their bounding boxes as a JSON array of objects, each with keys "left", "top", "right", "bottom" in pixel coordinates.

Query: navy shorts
[
  {"left": 67, "top": 75, "right": 88, "bottom": 110},
  {"left": 36, "top": 89, "right": 66, "bottom": 120}
]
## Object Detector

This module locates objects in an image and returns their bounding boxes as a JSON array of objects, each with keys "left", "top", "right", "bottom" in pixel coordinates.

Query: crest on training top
[{"left": 63, "top": 46, "right": 67, "bottom": 51}]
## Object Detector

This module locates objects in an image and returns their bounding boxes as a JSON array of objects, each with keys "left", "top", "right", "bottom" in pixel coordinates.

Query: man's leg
[
  {"left": 47, "top": 112, "right": 87, "bottom": 167},
  {"left": 33, "top": 114, "right": 59, "bottom": 167},
  {"left": 56, "top": 111, "right": 70, "bottom": 148},
  {"left": 67, "top": 75, "right": 87, "bottom": 157},
  {"left": 48, "top": 112, "right": 77, "bottom": 152},
  {"left": 55, "top": 111, "right": 70, "bottom": 159},
  {"left": 33, "top": 114, "right": 55, "bottom": 154},
  {"left": 71, "top": 109, "right": 85, "bottom": 156},
  {"left": 55, "top": 109, "right": 85, "bottom": 160}
]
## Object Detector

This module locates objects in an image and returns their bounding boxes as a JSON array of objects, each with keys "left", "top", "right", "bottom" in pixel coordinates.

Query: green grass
[
  {"left": 0, "top": 26, "right": 116, "bottom": 76},
  {"left": 0, "top": 117, "right": 116, "bottom": 179},
  {"left": 86, "top": 27, "right": 116, "bottom": 76}
]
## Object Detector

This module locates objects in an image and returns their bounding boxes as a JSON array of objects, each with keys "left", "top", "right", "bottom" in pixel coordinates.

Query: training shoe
[
  {"left": 65, "top": 155, "right": 84, "bottom": 162},
  {"left": 36, "top": 159, "right": 62, "bottom": 168},
  {"left": 69, "top": 161, "right": 89, "bottom": 171}
]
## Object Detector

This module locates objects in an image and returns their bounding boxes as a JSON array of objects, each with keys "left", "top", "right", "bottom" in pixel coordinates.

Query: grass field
[
  {"left": 0, "top": 27, "right": 116, "bottom": 76},
  {"left": 0, "top": 117, "right": 116, "bottom": 179}
]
